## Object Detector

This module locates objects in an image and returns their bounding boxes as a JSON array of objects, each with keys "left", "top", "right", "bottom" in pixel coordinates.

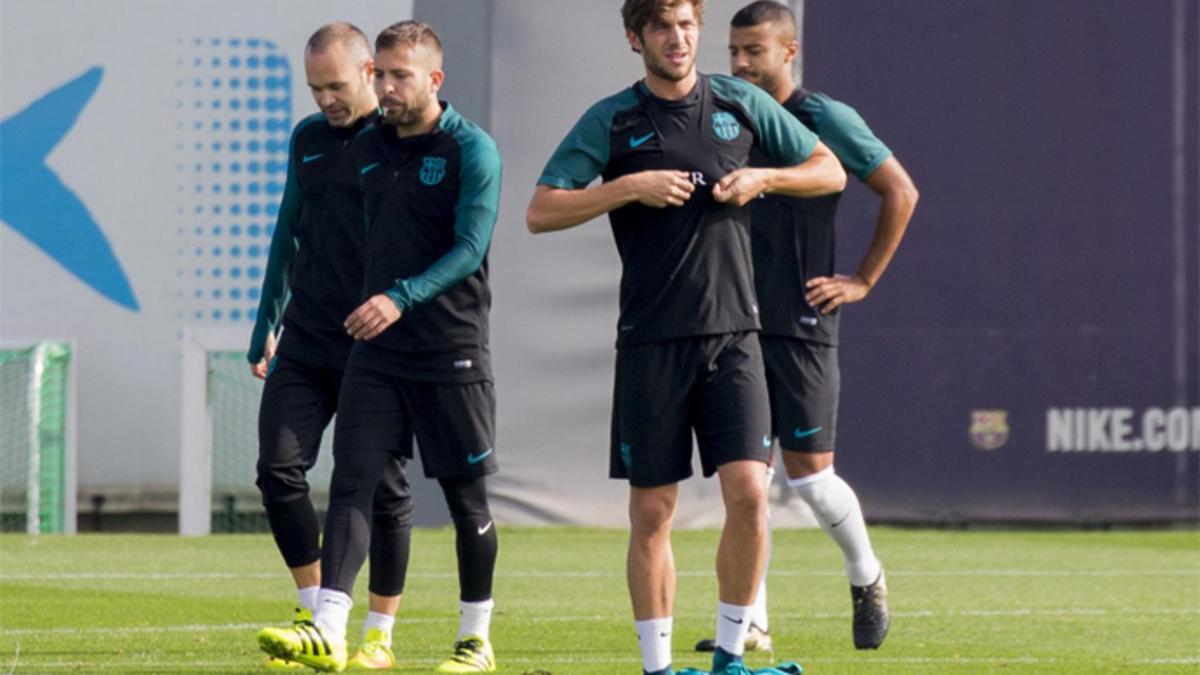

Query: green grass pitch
[{"left": 1, "top": 527, "right": 1198, "bottom": 673}]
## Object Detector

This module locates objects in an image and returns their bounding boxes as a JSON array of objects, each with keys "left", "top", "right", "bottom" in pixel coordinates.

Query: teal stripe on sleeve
[
  {"left": 537, "top": 88, "right": 638, "bottom": 190},
  {"left": 802, "top": 92, "right": 892, "bottom": 181},
  {"left": 710, "top": 74, "right": 817, "bottom": 166},
  {"left": 246, "top": 113, "right": 322, "bottom": 362},
  {"left": 385, "top": 108, "right": 501, "bottom": 312}
]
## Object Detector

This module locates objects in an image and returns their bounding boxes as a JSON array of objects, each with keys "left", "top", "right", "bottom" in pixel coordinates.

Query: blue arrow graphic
[{"left": 1, "top": 67, "right": 140, "bottom": 311}]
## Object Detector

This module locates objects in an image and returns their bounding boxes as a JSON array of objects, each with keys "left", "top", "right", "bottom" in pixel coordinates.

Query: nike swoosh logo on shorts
[
  {"left": 794, "top": 426, "right": 823, "bottom": 439},
  {"left": 467, "top": 448, "right": 494, "bottom": 464},
  {"left": 477, "top": 520, "right": 493, "bottom": 535}
]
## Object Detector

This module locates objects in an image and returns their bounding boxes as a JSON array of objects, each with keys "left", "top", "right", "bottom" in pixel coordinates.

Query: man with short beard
[
  {"left": 257, "top": 20, "right": 503, "bottom": 674},
  {"left": 526, "top": 1, "right": 845, "bottom": 673},
  {"left": 248, "top": 21, "right": 411, "bottom": 672},
  {"left": 690, "top": 0, "right": 918, "bottom": 653}
]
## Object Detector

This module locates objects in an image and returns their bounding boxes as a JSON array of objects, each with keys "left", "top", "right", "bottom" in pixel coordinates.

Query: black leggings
[
  {"left": 321, "top": 446, "right": 496, "bottom": 602},
  {"left": 256, "top": 356, "right": 412, "bottom": 594}
]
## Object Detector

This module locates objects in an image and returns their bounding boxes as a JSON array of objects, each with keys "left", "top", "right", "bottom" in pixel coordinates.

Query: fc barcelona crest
[
  {"left": 420, "top": 156, "right": 447, "bottom": 186},
  {"left": 969, "top": 409, "right": 1010, "bottom": 451},
  {"left": 712, "top": 111, "right": 741, "bottom": 141}
]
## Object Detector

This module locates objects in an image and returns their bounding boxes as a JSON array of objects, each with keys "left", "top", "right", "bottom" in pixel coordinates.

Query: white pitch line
[
  {"left": 0, "top": 622, "right": 264, "bottom": 637},
  {"left": 0, "top": 572, "right": 279, "bottom": 580},
  {"left": 2, "top": 568, "right": 1198, "bottom": 581},
  {"left": 3, "top": 607, "right": 1198, "bottom": 637},
  {"left": 12, "top": 655, "right": 1200, "bottom": 669},
  {"left": 807, "top": 656, "right": 1200, "bottom": 666}
]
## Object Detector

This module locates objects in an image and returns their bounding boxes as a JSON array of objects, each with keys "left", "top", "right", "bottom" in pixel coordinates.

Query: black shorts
[
  {"left": 610, "top": 332, "right": 772, "bottom": 488},
  {"left": 256, "top": 355, "right": 342, "bottom": 501},
  {"left": 333, "top": 363, "right": 497, "bottom": 479},
  {"left": 761, "top": 336, "right": 839, "bottom": 452}
]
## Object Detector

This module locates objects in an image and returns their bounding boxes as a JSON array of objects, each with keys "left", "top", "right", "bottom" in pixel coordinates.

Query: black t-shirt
[
  {"left": 538, "top": 74, "right": 819, "bottom": 348},
  {"left": 349, "top": 103, "right": 502, "bottom": 383},
  {"left": 749, "top": 88, "right": 891, "bottom": 345},
  {"left": 248, "top": 111, "right": 376, "bottom": 370}
]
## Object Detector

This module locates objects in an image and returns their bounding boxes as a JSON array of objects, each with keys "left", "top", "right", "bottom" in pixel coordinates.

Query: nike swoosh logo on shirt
[
  {"left": 301, "top": 153, "right": 324, "bottom": 163},
  {"left": 360, "top": 162, "right": 380, "bottom": 175},
  {"left": 629, "top": 132, "right": 655, "bottom": 148}
]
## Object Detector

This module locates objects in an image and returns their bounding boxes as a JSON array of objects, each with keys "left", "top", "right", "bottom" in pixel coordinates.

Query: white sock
[
  {"left": 362, "top": 611, "right": 395, "bottom": 644},
  {"left": 634, "top": 617, "right": 672, "bottom": 673},
  {"left": 715, "top": 601, "right": 751, "bottom": 656},
  {"left": 313, "top": 589, "right": 352, "bottom": 642},
  {"left": 750, "top": 575, "right": 769, "bottom": 631},
  {"left": 458, "top": 598, "right": 494, "bottom": 640},
  {"left": 298, "top": 586, "right": 319, "bottom": 612},
  {"left": 789, "top": 466, "right": 881, "bottom": 586}
]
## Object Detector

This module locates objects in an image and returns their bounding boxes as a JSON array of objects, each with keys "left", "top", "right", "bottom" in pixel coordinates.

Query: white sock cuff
[
  {"left": 848, "top": 557, "right": 883, "bottom": 588},
  {"left": 363, "top": 611, "right": 395, "bottom": 639},
  {"left": 316, "top": 588, "right": 353, "bottom": 610},
  {"left": 458, "top": 598, "right": 494, "bottom": 640},
  {"left": 635, "top": 617, "right": 673, "bottom": 672},
  {"left": 750, "top": 577, "right": 769, "bottom": 630},
  {"left": 716, "top": 602, "right": 752, "bottom": 656},
  {"left": 313, "top": 589, "right": 353, "bottom": 640},
  {"left": 461, "top": 598, "right": 495, "bottom": 612},
  {"left": 787, "top": 465, "right": 835, "bottom": 488},
  {"left": 298, "top": 586, "right": 320, "bottom": 612}
]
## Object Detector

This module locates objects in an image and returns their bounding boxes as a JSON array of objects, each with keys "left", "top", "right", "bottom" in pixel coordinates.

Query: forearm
[
  {"left": 763, "top": 143, "right": 847, "bottom": 199},
  {"left": 526, "top": 179, "right": 638, "bottom": 233},
  {"left": 385, "top": 241, "right": 484, "bottom": 312},
  {"left": 855, "top": 184, "right": 918, "bottom": 287},
  {"left": 249, "top": 151, "right": 302, "bottom": 361},
  {"left": 248, "top": 293, "right": 284, "bottom": 361},
  {"left": 247, "top": 236, "right": 295, "bottom": 361}
]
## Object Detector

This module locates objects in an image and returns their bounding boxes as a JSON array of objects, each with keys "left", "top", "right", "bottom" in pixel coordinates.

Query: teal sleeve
[
  {"left": 385, "top": 132, "right": 501, "bottom": 312},
  {"left": 247, "top": 124, "right": 304, "bottom": 362},
  {"left": 711, "top": 75, "right": 818, "bottom": 166},
  {"left": 536, "top": 89, "right": 636, "bottom": 189},
  {"left": 805, "top": 93, "right": 892, "bottom": 181}
]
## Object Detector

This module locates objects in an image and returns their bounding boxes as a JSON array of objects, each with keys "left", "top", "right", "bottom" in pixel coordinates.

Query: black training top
[
  {"left": 538, "top": 74, "right": 819, "bottom": 348},
  {"left": 749, "top": 87, "right": 891, "bottom": 345},
  {"left": 248, "top": 111, "right": 378, "bottom": 370},
  {"left": 350, "top": 103, "right": 502, "bottom": 383}
]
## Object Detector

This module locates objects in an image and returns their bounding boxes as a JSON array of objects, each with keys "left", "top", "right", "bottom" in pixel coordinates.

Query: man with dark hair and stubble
[
  {"left": 248, "top": 21, "right": 412, "bottom": 671},
  {"left": 527, "top": 1, "right": 846, "bottom": 673},
  {"left": 257, "top": 20, "right": 503, "bottom": 674},
  {"left": 692, "top": 0, "right": 919, "bottom": 653}
]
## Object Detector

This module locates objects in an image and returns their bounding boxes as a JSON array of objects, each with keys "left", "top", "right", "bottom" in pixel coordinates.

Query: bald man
[
  {"left": 248, "top": 21, "right": 411, "bottom": 671},
  {"left": 257, "top": 20, "right": 503, "bottom": 673}
]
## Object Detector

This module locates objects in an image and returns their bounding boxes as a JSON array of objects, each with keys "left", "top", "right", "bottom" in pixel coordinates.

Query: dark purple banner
[{"left": 804, "top": 0, "right": 1200, "bottom": 522}]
